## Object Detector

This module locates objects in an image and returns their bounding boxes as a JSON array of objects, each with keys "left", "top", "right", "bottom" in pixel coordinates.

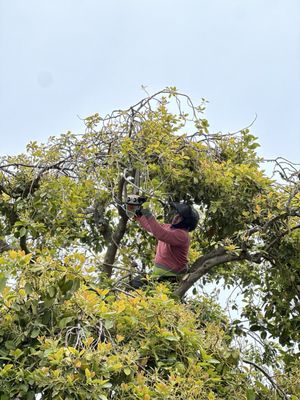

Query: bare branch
[{"left": 242, "top": 359, "right": 288, "bottom": 400}]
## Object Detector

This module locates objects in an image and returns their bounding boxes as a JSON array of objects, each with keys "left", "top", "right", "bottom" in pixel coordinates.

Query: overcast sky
[{"left": 1, "top": 0, "right": 299, "bottom": 164}]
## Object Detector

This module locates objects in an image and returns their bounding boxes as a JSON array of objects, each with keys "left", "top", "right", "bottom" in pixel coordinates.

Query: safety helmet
[{"left": 170, "top": 201, "right": 199, "bottom": 231}]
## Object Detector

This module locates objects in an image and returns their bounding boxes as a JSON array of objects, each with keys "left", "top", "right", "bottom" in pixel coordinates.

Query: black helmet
[{"left": 170, "top": 202, "right": 199, "bottom": 231}]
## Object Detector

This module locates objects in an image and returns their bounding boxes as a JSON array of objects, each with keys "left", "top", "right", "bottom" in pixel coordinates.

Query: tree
[{"left": 0, "top": 88, "right": 299, "bottom": 398}]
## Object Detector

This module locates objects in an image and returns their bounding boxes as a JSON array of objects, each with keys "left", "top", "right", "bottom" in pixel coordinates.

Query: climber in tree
[{"left": 126, "top": 196, "right": 199, "bottom": 285}]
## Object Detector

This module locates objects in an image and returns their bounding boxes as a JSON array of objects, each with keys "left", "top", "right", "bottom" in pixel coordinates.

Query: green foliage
[
  {"left": 241, "top": 229, "right": 300, "bottom": 347},
  {"left": 0, "top": 251, "right": 288, "bottom": 399}
]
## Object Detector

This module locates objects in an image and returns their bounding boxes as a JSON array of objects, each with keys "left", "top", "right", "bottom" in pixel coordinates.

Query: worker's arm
[
  {"left": 135, "top": 209, "right": 154, "bottom": 233},
  {"left": 136, "top": 210, "right": 188, "bottom": 246}
]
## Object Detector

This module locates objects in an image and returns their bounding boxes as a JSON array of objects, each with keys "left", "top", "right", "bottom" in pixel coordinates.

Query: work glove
[{"left": 135, "top": 208, "right": 152, "bottom": 218}]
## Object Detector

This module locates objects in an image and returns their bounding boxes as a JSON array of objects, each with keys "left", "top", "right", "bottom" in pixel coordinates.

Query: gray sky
[{"left": 1, "top": 0, "right": 299, "bottom": 163}]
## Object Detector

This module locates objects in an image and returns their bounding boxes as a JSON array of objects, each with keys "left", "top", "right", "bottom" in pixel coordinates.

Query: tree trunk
[{"left": 102, "top": 216, "right": 128, "bottom": 276}]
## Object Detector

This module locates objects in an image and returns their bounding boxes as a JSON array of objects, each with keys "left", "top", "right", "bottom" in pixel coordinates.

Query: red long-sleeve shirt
[{"left": 136, "top": 215, "right": 190, "bottom": 274}]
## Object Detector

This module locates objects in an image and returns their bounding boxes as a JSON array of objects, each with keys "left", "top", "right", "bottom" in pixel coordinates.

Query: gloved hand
[
  {"left": 135, "top": 208, "right": 152, "bottom": 218},
  {"left": 135, "top": 207, "right": 143, "bottom": 217}
]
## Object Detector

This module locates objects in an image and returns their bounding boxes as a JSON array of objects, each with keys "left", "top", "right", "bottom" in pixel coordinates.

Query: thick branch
[
  {"left": 20, "top": 235, "right": 30, "bottom": 255},
  {"left": 102, "top": 217, "right": 128, "bottom": 276},
  {"left": 102, "top": 176, "right": 128, "bottom": 276},
  {"left": 188, "top": 246, "right": 227, "bottom": 272},
  {"left": 173, "top": 221, "right": 300, "bottom": 298},
  {"left": 173, "top": 249, "right": 245, "bottom": 299}
]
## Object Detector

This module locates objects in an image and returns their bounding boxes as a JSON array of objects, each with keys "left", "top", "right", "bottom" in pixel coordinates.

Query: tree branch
[
  {"left": 242, "top": 359, "right": 288, "bottom": 400},
  {"left": 264, "top": 223, "right": 300, "bottom": 253},
  {"left": 102, "top": 176, "right": 128, "bottom": 276},
  {"left": 20, "top": 235, "right": 30, "bottom": 255},
  {"left": 173, "top": 249, "right": 245, "bottom": 298}
]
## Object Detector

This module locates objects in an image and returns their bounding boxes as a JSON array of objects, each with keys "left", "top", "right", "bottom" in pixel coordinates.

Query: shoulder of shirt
[
  {"left": 170, "top": 225, "right": 189, "bottom": 235},
  {"left": 159, "top": 223, "right": 189, "bottom": 234}
]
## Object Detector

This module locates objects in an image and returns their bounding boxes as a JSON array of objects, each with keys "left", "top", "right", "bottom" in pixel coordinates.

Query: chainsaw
[{"left": 125, "top": 194, "right": 147, "bottom": 218}]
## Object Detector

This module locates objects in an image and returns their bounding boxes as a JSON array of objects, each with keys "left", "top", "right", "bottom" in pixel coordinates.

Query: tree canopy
[{"left": 0, "top": 88, "right": 299, "bottom": 399}]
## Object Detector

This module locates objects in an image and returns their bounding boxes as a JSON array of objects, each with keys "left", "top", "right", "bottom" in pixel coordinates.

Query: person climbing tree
[{"left": 126, "top": 196, "right": 199, "bottom": 287}]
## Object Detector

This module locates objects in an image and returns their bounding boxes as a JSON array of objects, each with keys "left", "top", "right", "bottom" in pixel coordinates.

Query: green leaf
[
  {"left": 11, "top": 348, "right": 23, "bottom": 358},
  {"left": 72, "top": 278, "right": 81, "bottom": 292},
  {"left": 4, "top": 341, "right": 15, "bottom": 350},
  {"left": 59, "top": 316, "right": 74, "bottom": 329},
  {"left": 124, "top": 367, "right": 131, "bottom": 376},
  {"left": 24, "top": 283, "right": 33, "bottom": 295},
  {"left": 102, "top": 382, "right": 112, "bottom": 389},
  {"left": 47, "top": 286, "right": 57, "bottom": 298},
  {"left": 19, "top": 227, "right": 27, "bottom": 237},
  {"left": 104, "top": 319, "right": 114, "bottom": 329},
  {"left": 30, "top": 328, "right": 40, "bottom": 338},
  {"left": 63, "top": 280, "right": 74, "bottom": 293},
  {"left": 43, "top": 297, "right": 55, "bottom": 308},
  {"left": 0, "top": 274, "right": 7, "bottom": 293},
  {"left": 0, "top": 364, "right": 13, "bottom": 377},
  {"left": 26, "top": 392, "right": 35, "bottom": 400},
  {"left": 260, "top": 331, "right": 267, "bottom": 340},
  {"left": 164, "top": 335, "right": 179, "bottom": 341},
  {"left": 249, "top": 325, "right": 261, "bottom": 332},
  {"left": 246, "top": 388, "right": 256, "bottom": 400}
]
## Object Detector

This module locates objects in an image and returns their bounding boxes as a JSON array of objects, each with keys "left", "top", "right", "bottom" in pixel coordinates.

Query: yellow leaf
[
  {"left": 85, "top": 368, "right": 95, "bottom": 379},
  {"left": 67, "top": 374, "right": 74, "bottom": 383},
  {"left": 8, "top": 250, "right": 18, "bottom": 259},
  {"left": 97, "top": 342, "right": 112, "bottom": 353},
  {"left": 224, "top": 244, "right": 236, "bottom": 252},
  {"left": 84, "top": 337, "right": 94, "bottom": 347},
  {"left": 23, "top": 254, "right": 32, "bottom": 264},
  {"left": 160, "top": 294, "right": 168, "bottom": 301},
  {"left": 18, "top": 289, "right": 26, "bottom": 296},
  {"left": 52, "top": 369, "right": 61, "bottom": 378},
  {"left": 96, "top": 288, "right": 110, "bottom": 296},
  {"left": 116, "top": 303, "right": 126, "bottom": 313},
  {"left": 67, "top": 347, "right": 78, "bottom": 355},
  {"left": 156, "top": 382, "right": 170, "bottom": 395}
]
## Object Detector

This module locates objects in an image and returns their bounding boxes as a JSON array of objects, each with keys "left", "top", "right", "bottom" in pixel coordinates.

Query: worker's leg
[
  {"left": 129, "top": 274, "right": 147, "bottom": 289},
  {"left": 156, "top": 275, "right": 178, "bottom": 284}
]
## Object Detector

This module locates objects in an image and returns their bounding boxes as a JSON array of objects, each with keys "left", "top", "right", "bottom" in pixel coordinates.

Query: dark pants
[{"left": 129, "top": 274, "right": 179, "bottom": 289}]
